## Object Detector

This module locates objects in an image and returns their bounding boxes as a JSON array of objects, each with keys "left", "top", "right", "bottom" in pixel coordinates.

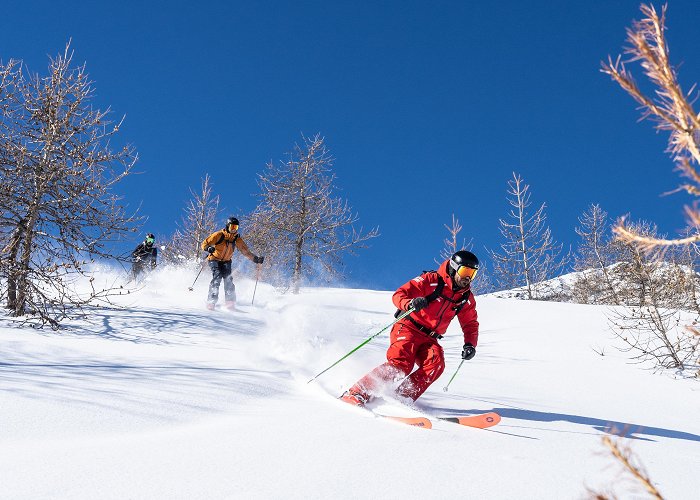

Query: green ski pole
[
  {"left": 307, "top": 308, "right": 415, "bottom": 384},
  {"left": 442, "top": 359, "right": 465, "bottom": 392}
]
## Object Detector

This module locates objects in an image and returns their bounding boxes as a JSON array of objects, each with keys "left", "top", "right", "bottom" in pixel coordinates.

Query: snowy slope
[{"left": 1, "top": 266, "right": 698, "bottom": 499}]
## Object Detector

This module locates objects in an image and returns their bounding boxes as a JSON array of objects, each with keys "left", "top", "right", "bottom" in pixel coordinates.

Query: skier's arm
[
  {"left": 131, "top": 244, "right": 143, "bottom": 260},
  {"left": 201, "top": 231, "right": 220, "bottom": 251},
  {"left": 235, "top": 237, "right": 257, "bottom": 262},
  {"left": 458, "top": 299, "right": 479, "bottom": 347},
  {"left": 392, "top": 274, "right": 432, "bottom": 311}
]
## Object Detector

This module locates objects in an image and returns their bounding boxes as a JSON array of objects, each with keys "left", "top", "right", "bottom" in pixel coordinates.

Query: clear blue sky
[{"left": 3, "top": 1, "right": 700, "bottom": 291}]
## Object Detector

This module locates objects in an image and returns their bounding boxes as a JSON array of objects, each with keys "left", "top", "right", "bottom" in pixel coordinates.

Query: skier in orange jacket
[
  {"left": 201, "top": 217, "right": 264, "bottom": 311},
  {"left": 341, "top": 250, "right": 479, "bottom": 406}
]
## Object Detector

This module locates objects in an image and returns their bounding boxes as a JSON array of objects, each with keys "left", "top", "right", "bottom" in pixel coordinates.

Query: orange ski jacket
[
  {"left": 392, "top": 259, "right": 479, "bottom": 346},
  {"left": 201, "top": 229, "right": 255, "bottom": 263}
]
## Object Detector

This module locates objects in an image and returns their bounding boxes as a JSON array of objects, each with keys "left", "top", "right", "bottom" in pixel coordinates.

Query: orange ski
[
  {"left": 337, "top": 394, "right": 432, "bottom": 428},
  {"left": 381, "top": 415, "right": 432, "bottom": 429},
  {"left": 439, "top": 412, "right": 500, "bottom": 429}
]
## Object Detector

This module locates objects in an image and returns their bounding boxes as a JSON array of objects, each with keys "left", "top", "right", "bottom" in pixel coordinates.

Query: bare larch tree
[
  {"left": 162, "top": 174, "right": 220, "bottom": 266},
  {"left": 608, "top": 221, "right": 699, "bottom": 369},
  {"left": 435, "top": 213, "right": 493, "bottom": 293},
  {"left": 489, "top": 172, "right": 566, "bottom": 299},
  {"left": 572, "top": 204, "right": 624, "bottom": 305},
  {"left": 248, "top": 134, "right": 379, "bottom": 294},
  {"left": 602, "top": 3, "right": 700, "bottom": 364},
  {"left": 602, "top": 3, "right": 700, "bottom": 252},
  {"left": 0, "top": 44, "right": 140, "bottom": 327},
  {"left": 0, "top": 59, "right": 23, "bottom": 304},
  {"left": 436, "top": 214, "right": 472, "bottom": 264}
]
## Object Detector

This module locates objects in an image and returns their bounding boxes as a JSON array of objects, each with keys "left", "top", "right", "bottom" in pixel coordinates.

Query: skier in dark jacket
[
  {"left": 131, "top": 233, "right": 158, "bottom": 278},
  {"left": 340, "top": 250, "right": 480, "bottom": 406}
]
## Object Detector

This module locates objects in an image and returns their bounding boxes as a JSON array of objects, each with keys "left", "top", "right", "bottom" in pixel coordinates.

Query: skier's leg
[
  {"left": 207, "top": 261, "right": 223, "bottom": 306},
  {"left": 222, "top": 261, "right": 236, "bottom": 309},
  {"left": 346, "top": 323, "right": 418, "bottom": 401},
  {"left": 396, "top": 340, "right": 445, "bottom": 401},
  {"left": 132, "top": 262, "right": 143, "bottom": 281}
]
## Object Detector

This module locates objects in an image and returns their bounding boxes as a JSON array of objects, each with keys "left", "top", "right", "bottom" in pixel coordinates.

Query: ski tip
[
  {"left": 440, "top": 412, "right": 501, "bottom": 429},
  {"left": 382, "top": 415, "right": 432, "bottom": 429}
]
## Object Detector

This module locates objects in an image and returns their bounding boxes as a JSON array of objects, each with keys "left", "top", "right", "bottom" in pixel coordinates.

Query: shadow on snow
[{"left": 433, "top": 405, "right": 700, "bottom": 443}]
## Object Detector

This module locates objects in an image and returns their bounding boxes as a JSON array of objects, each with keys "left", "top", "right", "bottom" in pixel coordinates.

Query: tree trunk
[
  {"left": 4, "top": 220, "right": 25, "bottom": 311},
  {"left": 293, "top": 235, "right": 304, "bottom": 294},
  {"left": 13, "top": 192, "right": 42, "bottom": 316}
]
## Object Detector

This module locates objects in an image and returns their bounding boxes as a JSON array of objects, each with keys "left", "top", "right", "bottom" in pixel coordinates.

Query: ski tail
[
  {"left": 380, "top": 415, "right": 432, "bottom": 428},
  {"left": 338, "top": 395, "right": 432, "bottom": 428}
]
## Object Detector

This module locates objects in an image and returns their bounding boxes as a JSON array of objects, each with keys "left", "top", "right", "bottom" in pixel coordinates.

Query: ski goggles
[
  {"left": 145, "top": 237, "right": 155, "bottom": 244},
  {"left": 455, "top": 265, "right": 478, "bottom": 280},
  {"left": 227, "top": 224, "right": 239, "bottom": 231}
]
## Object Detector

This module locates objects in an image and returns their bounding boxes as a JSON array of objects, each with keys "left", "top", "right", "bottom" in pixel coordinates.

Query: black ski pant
[
  {"left": 207, "top": 260, "right": 236, "bottom": 304},
  {"left": 132, "top": 262, "right": 145, "bottom": 278},
  {"left": 132, "top": 259, "right": 156, "bottom": 280}
]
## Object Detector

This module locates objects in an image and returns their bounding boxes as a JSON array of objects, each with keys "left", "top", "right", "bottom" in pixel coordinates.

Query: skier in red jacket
[{"left": 340, "top": 250, "right": 480, "bottom": 406}]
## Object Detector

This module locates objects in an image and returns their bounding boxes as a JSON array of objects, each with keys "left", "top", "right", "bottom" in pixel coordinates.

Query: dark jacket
[{"left": 132, "top": 243, "right": 157, "bottom": 267}]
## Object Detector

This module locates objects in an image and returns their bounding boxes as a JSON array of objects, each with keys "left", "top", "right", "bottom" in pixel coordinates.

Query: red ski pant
[{"left": 350, "top": 321, "right": 445, "bottom": 401}]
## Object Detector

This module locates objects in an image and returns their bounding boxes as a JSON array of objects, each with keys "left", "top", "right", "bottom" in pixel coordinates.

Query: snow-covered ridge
[{"left": 490, "top": 262, "right": 700, "bottom": 306}]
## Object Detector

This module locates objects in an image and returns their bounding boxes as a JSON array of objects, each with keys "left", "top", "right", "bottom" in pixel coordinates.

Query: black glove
[
  {"left": 206, "top": 246, "right": 215, "bottom": 254},
  {"left": 253, "top": 255, "right": 265, "bottom": 264},
  {"left": 409, "top": 296, "right": 428, "bottom": 311},
  {"left": 461, "top": 343, "right": 476, "bottom": 360}
]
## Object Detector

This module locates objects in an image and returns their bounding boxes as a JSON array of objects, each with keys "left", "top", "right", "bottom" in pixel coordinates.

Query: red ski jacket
[{"left": 392, "top": 259, "right": 479, "bottom": 346}]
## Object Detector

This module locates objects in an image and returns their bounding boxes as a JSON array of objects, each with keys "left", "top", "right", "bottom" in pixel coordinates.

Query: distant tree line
[{"left": 455, "top": 174, "right": 699, "bottom": 370}]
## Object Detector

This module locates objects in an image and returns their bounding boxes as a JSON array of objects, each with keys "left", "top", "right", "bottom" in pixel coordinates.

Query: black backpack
[
  {"left": 394, "top": 271, "right": 471, "bottom": 318},
  {"left": 214, "top": 231, "right": 239, "bottom": 246}
]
